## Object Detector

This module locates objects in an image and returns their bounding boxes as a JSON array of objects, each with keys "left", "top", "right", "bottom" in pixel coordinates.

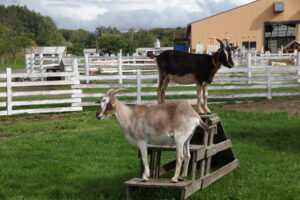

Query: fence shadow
[{"left": 220, "top": 110, "right": 300, "bottom": 153}]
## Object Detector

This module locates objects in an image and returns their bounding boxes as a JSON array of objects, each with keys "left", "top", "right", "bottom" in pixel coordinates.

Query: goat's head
[
  {"left": 216, "top": 39, "right": 238, "bottom": 68},
  {"left": 95, "top": 88, "right": 127, "bottom": 120}
]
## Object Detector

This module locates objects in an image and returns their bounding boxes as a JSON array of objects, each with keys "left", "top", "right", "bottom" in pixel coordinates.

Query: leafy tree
[
  {"left": 98, "top": 34, "right": 136, "bottom": 55},
  {"left": 0, "top": 24, "right": 14, "bottom": 64},
  {"left": 60, "top": 29, "right": 97, "bottom": 55},
  {"left": 96, "top": 26, "right": 120, "bottom": 37}
]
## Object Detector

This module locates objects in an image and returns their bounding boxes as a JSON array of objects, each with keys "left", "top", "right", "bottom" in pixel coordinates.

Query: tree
[
  {"left": 8, "top": 33, "right": 36, "bottom": 64},
  {"left": 98, "top": 34, "right": 136, "bottom": 55},
  {"left": 0, "top": 24, "right": 14, "bottom": 64},
  {"left": 96, "top": 26, "right": 120, "bottom": 37}
]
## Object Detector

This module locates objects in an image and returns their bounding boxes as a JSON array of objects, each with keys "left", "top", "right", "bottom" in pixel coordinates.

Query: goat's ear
[{"left": 232, "top": 46, "right": 239, "bottom": 51}]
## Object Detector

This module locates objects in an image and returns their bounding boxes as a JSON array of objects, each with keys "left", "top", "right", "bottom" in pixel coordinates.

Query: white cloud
[{"left": 1, "top": 0, "right": 256, "bottom": 31}]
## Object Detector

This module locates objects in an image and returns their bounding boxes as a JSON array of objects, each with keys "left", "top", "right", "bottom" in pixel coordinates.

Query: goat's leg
[
  {"left": 196, "top": 82, "right": 205, "bottom": 114},
  {"left": 157, "top": 75, "right": 164, "bottom": 104},
  {"left": 179, "top": 135, "right": 193, "bottom": 181},
  {"left": 138, "top": 142, "right": 150, "bottom": 182},
  {"left": 171, "top": 139, "right": 184, "bottom": 183},
  {"left": 202, "top": 82, "right": 211, "bottom": 114},
  {"left": 159, "top": 76, "right": 170, "bottom": 104}
]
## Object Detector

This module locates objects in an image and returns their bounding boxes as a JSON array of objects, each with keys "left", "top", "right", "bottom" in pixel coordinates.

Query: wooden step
[
  {"left": 125, "top": 177, "right": 193, "bottom": 189},
  {"left": 147, "top": 144, "right": 204, "bottom": 151}
]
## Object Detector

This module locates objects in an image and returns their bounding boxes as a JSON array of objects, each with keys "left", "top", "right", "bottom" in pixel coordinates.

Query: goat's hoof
[
  {"left": 170, "top": 178, "right": 178, "bottom": 183},
  {"left": 141, "top": 178, "right": 148, "bottom": 182},
  {"left": 199, "top": 112, "right": 206, "bottom": 115},
  {"left": 205, "top": 112, "right": 212, "bottom": 115},
  {"left": 178, "top": 176, "right": 185, "bottom": 181}
]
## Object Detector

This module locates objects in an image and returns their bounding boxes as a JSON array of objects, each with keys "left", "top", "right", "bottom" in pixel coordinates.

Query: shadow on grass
[
  {"left": 218, "top": 109, "right": 300, "bottom": 153},
  {"left": 46, "top": 173, "right": 179, "bottom": 200}
]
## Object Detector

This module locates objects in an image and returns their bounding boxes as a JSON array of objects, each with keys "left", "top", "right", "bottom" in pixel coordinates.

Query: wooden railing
[{"left": 1, "top": 52, "right": 299, "bottom": 116}]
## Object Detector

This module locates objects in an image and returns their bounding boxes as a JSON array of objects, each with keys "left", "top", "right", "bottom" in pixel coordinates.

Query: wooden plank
[
  {"left": 72, "top": 83, "right": 136, "bottom": 89},
  {"left": 10, "top": 106, "right": 82, "bottom": 115},
  {"left": 0, "top": 102, "right": 6, "bottom": 107},
  {"left": 205, "top": 126, "right": 216, "bottom": 175},
  {"left": 12, "top": 80, "right": 79, "bottom": 87},
  {"left": 0, "top": 82, "right": 6, "bottom": 87},
  {"left": 148, "top": 144, "right": 204, "bottom": 152},
  {"left": 272, "top": 92, "right": 300, "bottom": 97},
  {"left": 196, "top": 148, "right": 206, "bottom": 161},
  {"left": 208, "top": 116, "right": 220, "bottom": 125},
  {"left": 12, "top": 89, "right": 82, "bottom": 97},
  {"left": 0, "top": 92, "right": 6, "bottom": 98},
  {"left": 6, "top": 68, "right": 12, "bottom": 115},
  {"left": 11, "top": 72, "right": 75, "bottom": 78},
  {"left": 159, "top": 160, "right": 176, "bottom": 176},
  {"left": 202, "top": 159, "right": 239, "bottom": 189},
  {"left": 0, "top": 110, "right": 7, "bottom": 116},
  {"left": 190, "top": 179, "right": 202, "bottom": 197},
  {"left": 191, "top": 151, "right": 197, "bottom": 180},
  {"left": 150, "top": 150, "right": 156, "bottom": 178},
  {"left": 206, "top": 140, "right": 232, "bottom": 157},
  {"left": 125, "top": 178, "right": 193, "bottom": 188},
  {"left": 154, "top": 151, "right": 161, "bottom": 178},
  {"left": 12, "top": 98, "right": 81, "bottom": 106},
  {"left": 136, "top": 69, "right": 142, "bottom": 105}
]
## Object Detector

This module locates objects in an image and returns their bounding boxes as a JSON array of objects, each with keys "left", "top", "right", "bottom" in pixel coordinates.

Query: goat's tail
[
  {"left": 199, "top": 119, "right": 209, "bottom": 133},
  {"left": 147, "top": 52, "right": 157, "bottom": 59}
]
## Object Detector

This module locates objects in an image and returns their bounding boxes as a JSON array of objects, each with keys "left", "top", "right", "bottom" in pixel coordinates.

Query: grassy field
[
  {"left": 0, "top": 53, "right": 25, "bottom": 71},
  {"left": 0, "top": 105, "right": 299, "bottom": 200}
]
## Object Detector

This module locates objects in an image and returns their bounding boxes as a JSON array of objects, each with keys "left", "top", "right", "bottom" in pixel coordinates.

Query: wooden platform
[{"left": 125, "top": 114, "right": 239, "bottom": 200}]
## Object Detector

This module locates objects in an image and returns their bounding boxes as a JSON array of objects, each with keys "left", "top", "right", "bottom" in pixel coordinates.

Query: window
[
  {"left": 242, "top": 41, "right": 257, "bottom": 51},
  {"left": 264, "top": 23, "right": 296, "bottom": 52}
]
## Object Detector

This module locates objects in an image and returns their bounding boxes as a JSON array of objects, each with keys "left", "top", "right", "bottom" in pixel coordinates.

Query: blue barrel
[{"left": 173, "top": 45, "right": 189, "bottom": 52}]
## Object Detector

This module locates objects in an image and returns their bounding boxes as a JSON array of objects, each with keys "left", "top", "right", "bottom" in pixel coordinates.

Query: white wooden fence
[
  {"left": 0, "top": 68, "right": 82, "bottom": 116},
  {"left": 1, "top": 52, "right": 299, "bottom": 116}
]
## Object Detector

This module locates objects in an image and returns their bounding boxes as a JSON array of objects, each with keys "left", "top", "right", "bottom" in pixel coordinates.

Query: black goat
[{"left": 148, "top": 39, "right": 238, "bottom": 114}]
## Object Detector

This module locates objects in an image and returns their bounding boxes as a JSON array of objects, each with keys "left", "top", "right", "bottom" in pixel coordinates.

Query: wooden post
[
  {"left": 30, "top": 53, "right": 34, "bottom": 74},
  {"left": 84, "top": 53, "right": 89, "bottom": 83},
  {"left": 247, "top": 52, "right": 252, "bottom": 84},
  {"left": 297, "top": 52, "right": 300, "bottom": 83},
  {"left": 136, "top": 69, "right": 142, "bottom": 105},
  {"left": 58, "top": 54, "right": 62, "bottom": 65},
  {"left": 72, "top": 58, "right": 79, "bottom": 78},
  {"left": 71, "top": 58, "right": 82, "bottom": 110},
  {"left": 118, "top": 50, "right": 123, "bottom": 84},
  {"left": 6, "top": 68, "right": 12, "bottom": 115},
  {"left": 39, "top": 53, "right": 44, "bottom": 81},
  {"left": 267, "top": 68, "right": 272, "bottom": 100},
  {"left": 200, "top": 127, "right": 209, "bottom": 179},
  {"left": 205, "top": 125, "right": 216, "bottom": 175},
  {"left": 25, "top": 54, "right": 30, "bottom": 74}
]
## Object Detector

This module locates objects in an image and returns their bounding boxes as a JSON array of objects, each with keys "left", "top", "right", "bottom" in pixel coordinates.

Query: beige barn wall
[
  {"left": 297, "top": 24, "right": 300, "bottom": 42},
  {"left": 190, "top": 0, "right": 300, "bottom": 52}
]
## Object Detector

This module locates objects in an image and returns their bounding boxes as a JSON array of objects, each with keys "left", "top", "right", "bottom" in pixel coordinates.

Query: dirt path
[{"left": 223, "top": 96, "right": 300, "bottom": 117}]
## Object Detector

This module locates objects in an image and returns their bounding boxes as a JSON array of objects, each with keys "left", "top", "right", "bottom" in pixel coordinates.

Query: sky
[{"left": 1, "top": 0, "right": 255, "bottom": 31}]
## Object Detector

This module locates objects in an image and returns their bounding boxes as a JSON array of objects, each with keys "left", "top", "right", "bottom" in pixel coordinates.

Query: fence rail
[{"left": 1, "top": 52, "right": 300, "bottom": 116}]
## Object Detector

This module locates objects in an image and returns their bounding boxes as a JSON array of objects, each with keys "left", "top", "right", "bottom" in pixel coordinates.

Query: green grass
[
  {"left": 0, "top": 52, "right": 25, "bottom": 71},
  {"left": 0, "top": 106, "right": 299, "bottom": 200}
]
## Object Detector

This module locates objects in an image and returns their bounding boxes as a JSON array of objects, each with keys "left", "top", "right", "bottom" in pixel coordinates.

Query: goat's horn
[
  {"left": 225, "top": 39, "right": 229, "bottom": 47},
  {"left": 216, "top": 39, "right": 225, "bottom": 48},
  {"left": 106, "top": 88, "right": 129, "bottom": 97}
]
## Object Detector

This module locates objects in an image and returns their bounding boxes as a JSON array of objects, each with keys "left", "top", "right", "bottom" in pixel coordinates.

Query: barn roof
[
  {"left": 283, "top": 40, "right": 300, "bottom": 50},
  {"left": 33, "top": 46, "right": 67, "bottom": 54},
  {"left": 83, "top": 49, "right": 97, "bottom": 53},
  {"left": 189, "top": 0, "right": 257, "bottom": 25}
]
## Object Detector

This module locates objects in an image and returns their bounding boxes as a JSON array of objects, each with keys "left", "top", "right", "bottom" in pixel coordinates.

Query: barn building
[{"left": 187, "top": 0, "right": 300, "bottom": 53}]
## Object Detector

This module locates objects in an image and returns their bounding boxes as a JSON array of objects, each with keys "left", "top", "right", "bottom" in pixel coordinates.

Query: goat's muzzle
[{"left": 96, "top": 112, "right": 104, "bottom": 120}]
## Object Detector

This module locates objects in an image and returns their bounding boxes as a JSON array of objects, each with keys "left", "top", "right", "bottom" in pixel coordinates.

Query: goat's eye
[{"left": 106, "top": 103, "right": 112, "bottom": 109}]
